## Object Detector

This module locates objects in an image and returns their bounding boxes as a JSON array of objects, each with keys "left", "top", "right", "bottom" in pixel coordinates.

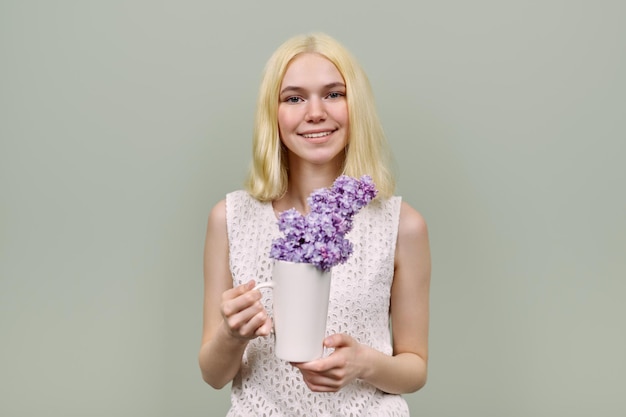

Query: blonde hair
[{"left": 245, "top": 33, "right": 395, "bottom": 201}]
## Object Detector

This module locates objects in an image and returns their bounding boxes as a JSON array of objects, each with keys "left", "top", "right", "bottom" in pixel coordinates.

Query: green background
[{"left": 1, "top": 1, "right": 624, "bottom": 416}]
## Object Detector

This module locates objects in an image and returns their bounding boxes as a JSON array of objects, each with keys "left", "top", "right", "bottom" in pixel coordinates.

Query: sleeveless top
[{"left": 225, "top": 190, "right": 409, "bottom": 417}]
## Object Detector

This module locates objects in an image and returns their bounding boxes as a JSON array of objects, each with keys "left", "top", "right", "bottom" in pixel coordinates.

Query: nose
[{"left": 305, "top": 97, "right": 326, "bottom": 122}]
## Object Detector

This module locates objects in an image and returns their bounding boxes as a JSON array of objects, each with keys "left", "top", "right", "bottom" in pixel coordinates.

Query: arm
[
  {"left": 293, "top": 201, "right": 431, "bottom": 394},
  {"left": 363, "top": 201, "right": 431, "bottom": 392},
  {"left": 198, "top": 200, "right": 272, "bottom": 389}
]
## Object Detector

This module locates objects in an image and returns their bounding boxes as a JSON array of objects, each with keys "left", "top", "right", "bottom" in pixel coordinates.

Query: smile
[{"left": 300, "top": 130, "right": 335, "bottom": 139}]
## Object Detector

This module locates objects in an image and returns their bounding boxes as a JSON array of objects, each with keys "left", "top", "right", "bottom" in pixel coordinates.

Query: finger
[
  {"left": 292, "top": 357, "right": 334, "bottom": 373},
  {"left": 222, "top": 280, "right": 256, "bottom": 302},
  {"left": 238, "top": 309, "right": 269, "bottom": 337},
  {"left": 304, "top": 382, "right": 336, "bottom": 392},
  {"left": 323, "top": 333, "right": 351, "bottom": 348},
  {"left": 228, "top": 306, "right": 269, "bottom": 339},
  {"left": 224, "top": 300, "right": 265, "bottom": 331},
  {"left": 301, "top": 373, "right": 341, "bottom": 392},
  {"left": 221, "top": 285, "right": 262, "bottom": 317},
  {"left": 254, "top": 316, "right": 273, "bottom": 337}
]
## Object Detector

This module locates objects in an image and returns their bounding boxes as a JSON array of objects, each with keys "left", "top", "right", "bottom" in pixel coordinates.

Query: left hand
[{"left": 291, "top": 333, "right": 366, "bottom": 392}]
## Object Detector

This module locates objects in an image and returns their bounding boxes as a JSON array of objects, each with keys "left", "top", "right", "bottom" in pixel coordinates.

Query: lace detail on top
[{"left": 225, "top": 190, "right": 408, "bottom": 417}]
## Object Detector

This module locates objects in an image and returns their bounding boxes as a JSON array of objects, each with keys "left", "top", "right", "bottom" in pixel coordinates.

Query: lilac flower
[{"left": 270, "top": 175, "right": 378, "bottom": 272}]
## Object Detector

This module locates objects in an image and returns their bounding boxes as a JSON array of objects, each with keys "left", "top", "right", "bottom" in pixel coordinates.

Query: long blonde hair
[{"left": 245, "top": 33, "right": 395, "bottom": 201}]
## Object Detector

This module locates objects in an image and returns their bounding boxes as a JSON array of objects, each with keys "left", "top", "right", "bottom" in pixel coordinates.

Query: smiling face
[{"left": 277, "top": 53, "right": 349, "bottom": 170}]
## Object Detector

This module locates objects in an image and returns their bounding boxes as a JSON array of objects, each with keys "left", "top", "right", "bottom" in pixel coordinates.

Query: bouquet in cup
[
  {"left": 261, "top": 175, "right": 377, "bottom": 361},
  {"left": 269, "top": 175, "right": 378, "bottom": 271}
]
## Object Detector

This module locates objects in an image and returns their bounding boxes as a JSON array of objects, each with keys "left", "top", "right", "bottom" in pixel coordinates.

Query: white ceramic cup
[{"left": 255, "top": 260, "right": 331, "bottom": 362}]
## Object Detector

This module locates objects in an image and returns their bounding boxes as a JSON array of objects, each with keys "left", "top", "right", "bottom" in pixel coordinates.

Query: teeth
[{"left": 302, "top": 131, "right": 332, "bottom": 139}]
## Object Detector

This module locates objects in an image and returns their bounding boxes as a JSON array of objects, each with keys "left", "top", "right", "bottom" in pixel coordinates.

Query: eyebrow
[{"left": 280, "top": 82, "right": 346, "bottom": 96}]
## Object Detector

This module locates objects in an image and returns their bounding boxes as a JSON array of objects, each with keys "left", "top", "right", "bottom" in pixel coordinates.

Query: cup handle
[
  {"left": 254, "top": 282, "right": 274, "bottom": 290},
  {"left": 253, "top": 281, "right": 275, "bottom": 336}
]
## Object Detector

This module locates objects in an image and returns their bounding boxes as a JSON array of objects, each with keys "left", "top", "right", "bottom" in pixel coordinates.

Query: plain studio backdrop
[{"left": 1, "top": 1, "right": 624, "bottom": 416}]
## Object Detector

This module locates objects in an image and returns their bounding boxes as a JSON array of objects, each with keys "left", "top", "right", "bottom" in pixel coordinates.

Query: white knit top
[{"left": 224, "top": 190, "right": 409, "bottom": 417}]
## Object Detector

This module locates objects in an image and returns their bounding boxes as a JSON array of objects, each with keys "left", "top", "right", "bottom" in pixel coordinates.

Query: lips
[{"left": 299, "top": 130, "right": 336, "bottom": 139}]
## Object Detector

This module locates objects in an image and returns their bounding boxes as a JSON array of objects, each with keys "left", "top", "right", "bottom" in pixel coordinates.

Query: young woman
[{"left": 199, "top": 33, "right": 431, "bottom": 416}]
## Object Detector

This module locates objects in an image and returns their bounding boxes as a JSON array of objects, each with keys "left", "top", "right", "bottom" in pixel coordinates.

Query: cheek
[
  {"left": 335, "top": 103, "right": 349, "bottom": 126},
  {"left": 277, "top": 108, "right": 294, "bottom": 133}
]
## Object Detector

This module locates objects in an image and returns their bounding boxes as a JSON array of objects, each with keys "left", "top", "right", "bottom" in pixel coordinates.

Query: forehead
[{"left": 280, "top": 53, "right": 344, "bottom": 88}]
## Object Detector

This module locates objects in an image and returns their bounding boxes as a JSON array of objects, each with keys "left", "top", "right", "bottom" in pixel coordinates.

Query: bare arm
[
  {"left": 360, "top": 201, "right": 431, "bottom": 392},
  {"left": 198, "top": 200, "right": 272, "bottom": 389},
  {"left": 294, "top": 201, "right": 431, "bottom": 394}
]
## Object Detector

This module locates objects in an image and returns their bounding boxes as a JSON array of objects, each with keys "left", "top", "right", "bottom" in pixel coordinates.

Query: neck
[{"left": 274, "top": 160, "right": 343, "bottom": 214}]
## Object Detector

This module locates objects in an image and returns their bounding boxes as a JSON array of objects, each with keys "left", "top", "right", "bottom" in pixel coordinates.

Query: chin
[{"left": 309, "top": 152, "right": 346, "bottom": 166}]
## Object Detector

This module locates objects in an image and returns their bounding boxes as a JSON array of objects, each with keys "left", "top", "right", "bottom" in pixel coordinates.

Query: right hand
[{"left": 220, "top": 280, "right": 272, "bottom": 340}]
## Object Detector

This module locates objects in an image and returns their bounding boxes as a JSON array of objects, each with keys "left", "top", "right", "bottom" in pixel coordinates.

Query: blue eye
[
  {"left": 327, "top": 92, "right": 344, "bottom": 99},
  {"left": 285, "top": 96, "right": 302, "bottom": 103}
]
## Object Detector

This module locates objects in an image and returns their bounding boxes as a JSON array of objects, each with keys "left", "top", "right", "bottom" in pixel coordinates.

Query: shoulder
[
  {"left": 394, "top": 201, "right": 431, "bottom": 277},
  {"left": 225, "top": 189, "right": 251, "bottom": 205},
  {"left": 221, "top": 190, "right": 267, "bottom": 232},
  {"left": 225, "top": 190, "right": 262, "bottom": 211},
  {"left": 207, "top": 190, "right": 257, "bottom": 229},
  {"left": 397, "top": 201, "right": 429, "bottom": 243},
  {"left": 207, "top": 199, "right": 227, "bottom": 231}
]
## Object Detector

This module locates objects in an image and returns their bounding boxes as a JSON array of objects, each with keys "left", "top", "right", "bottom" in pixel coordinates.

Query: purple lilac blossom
[{"left": 270, "top": 175, "right": 378, "bottom": 271}]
